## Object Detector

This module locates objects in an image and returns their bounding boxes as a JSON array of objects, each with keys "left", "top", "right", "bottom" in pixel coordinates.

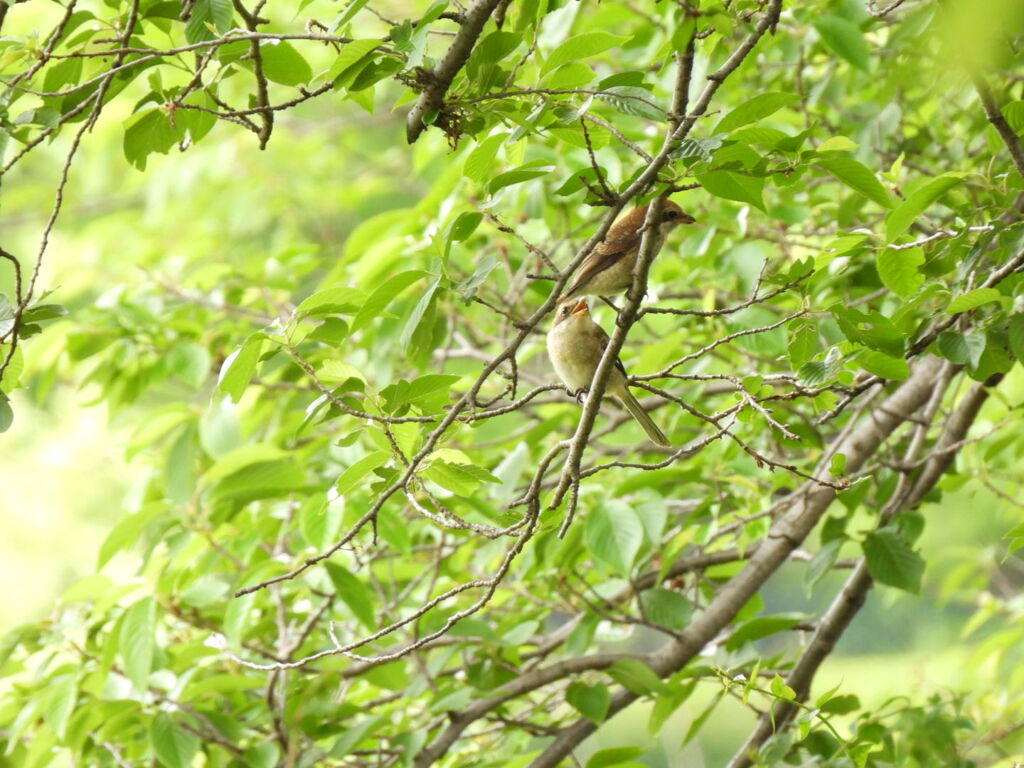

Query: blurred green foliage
[{"left": 2, "top": 0, "right": 1024, "bottom": 766}]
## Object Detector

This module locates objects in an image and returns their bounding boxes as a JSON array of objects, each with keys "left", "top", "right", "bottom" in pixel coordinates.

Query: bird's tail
[{"left": 617, "top": 390, "right": 670, "bottom": 447}]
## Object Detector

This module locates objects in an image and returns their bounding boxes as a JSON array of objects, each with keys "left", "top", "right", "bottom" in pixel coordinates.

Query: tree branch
[{"left": 405, "top": 0, "right": 505, "bottom": 142}]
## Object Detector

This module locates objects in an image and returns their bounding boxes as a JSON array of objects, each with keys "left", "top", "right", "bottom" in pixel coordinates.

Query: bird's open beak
[{"left": 571, "top": 298, "right": 589, "bottom": 316}]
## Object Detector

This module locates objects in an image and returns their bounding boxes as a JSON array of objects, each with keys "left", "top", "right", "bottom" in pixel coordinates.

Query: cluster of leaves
[{"left": 2, "top": 0, "right": 1024, "bottom": 767}]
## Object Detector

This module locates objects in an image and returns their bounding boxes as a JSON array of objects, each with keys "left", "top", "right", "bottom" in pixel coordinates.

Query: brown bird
[
  {"left": 558, "top": 200, "right": 696, "bottom": 303},
  {"left": 547, "top": 298, "right": 670, "bottom": 447}
]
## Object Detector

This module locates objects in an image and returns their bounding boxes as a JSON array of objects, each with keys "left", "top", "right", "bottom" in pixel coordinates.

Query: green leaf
[
  {"left": 486, "top": 161, "right": 555, "bottom": 195},
  {"left": 217, "top": 334, "right": 264, "bottom": 403},
  {"left": 714, "top": 92, "right": 799, "bottom": 133},
  {"left": 607, "top": 658, "right": 670, "bottom": 696},
  {"left": 404, "top": 374, "right": 461, "bottom": 409},
  {"left": 859, "top": 349, "right": 909, "bottom": 380},
  {"left": 328, "top": 39, "right": 382, "bottom": 83},
  {"left": 448, "top": 212, "right": 483, "bottom": 243},
  {"left": 336, "top": 0, "right": 371, "bottom": 26},
  {"left": 423, "top": 459, "right": 499, "bottom": 496},
  {"left": 336, "top": 451, "right": 390, "bottom": 495},
  {"left": 119, "top": 597, "right": 156, "bottom": 692},
  {"left": 349, "top": 270, "right": 427, "bottom": 333},
  {"left": 885, "top": 174, "right": 965, "bottom": 240},
  {"left": 813, "top": 15, "right": 870, "bottom": 71},
  {"left": 123, "top": 108, "right": 184, "bottom": 171},
  {"left": 297, "top": 285, "right": 366, "bottom": 315},
  {"left": 832, "top": 307, "right": 904, "bottom": 356},
  {"left": 325, "top": 563, "right": 376, "bottom": 631},
  {"left": 876, "top": 246, "right": 924, "bottom": 298},
  {"left": 817, "top": 136, "right": 858, "bottom": 152},
  {"left": 819, "top": 694, "right": 861, "bottom": 715},
  {"left": 586, "top": 746, "right": 645, "bottom": 768},
  {"left": 259, "top": 41, "right": 313, "bottom": 86},
  {"left": 166, "top": 342, "right": 211, "bottom": 389},
  {"left": 98, "top": 506, "right": 163, "bottom": 569},
  {"left": 596, "top": 86, "right": 664, "bottom": 121},
  {"left": 863, "top": 529, "right": 924, "bottom": 593},
  {"left": 585, "top": 502, "right": 643, "bottom": 576},
  {"left": 946, "top": 287, "right": 1001, "bottom": 314},
  {"left": 683, "top": 690, "right": 724, "bottom": 744},
  {"left": 399, "top": 276, "right": 440, "bottom": 351},
  {"left": 1008, "top": 314, "right": 1024, "bottom": 362},
  {"left": 0, "top": 391, "right": 12, "bottom": 433},
  {"left": 540, "top": 32, "right": 629, "bottom": 76},
  {"left": 936, "top": 331, "right": 985, "bottom": 367},
  {"left": 464, "top": 133, "right": 507, "bottom": 182},
  {"left": 41, "top": 674, "right": 76, "bottom": 740},
  {"left": 184, "top": 0, "right": 233, "bottom": 44},
  {"left": 725, "top": 613, "right": 807, "bottom": 650},
  {"left": 639, "top": 589, "right": 692, "bottom": 631},
  {"left": 769, "top": 673, "right": 797, "bottom": 700},
  {"left": 566, "top": 682, "right": 610, "bottom": 724},
  {"left": 1002, "top": 101, "right": 1024, "bottom": 134},
  {"left": 212, "top": 460, "right": 306, "bottom": 503},
  {"left": 695, "top": 170, "right": 766, "bottom": 211},
  {"left": 151, "top": 713, "right": 199, "bottom": 768},
  {"left": 815, "top": 155, "right": 892, "bottom": 208}
]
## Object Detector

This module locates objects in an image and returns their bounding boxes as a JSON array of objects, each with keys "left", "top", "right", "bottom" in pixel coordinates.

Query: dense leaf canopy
[{"left": 2, "top": 0, "right": 1024, "bottom": 766}]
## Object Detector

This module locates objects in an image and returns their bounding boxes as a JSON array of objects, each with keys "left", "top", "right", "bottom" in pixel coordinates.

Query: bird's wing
[
  {"left": 561, "top": 228, "right": 641, "bottom": 298},
  {"left": 588, "top": 321, "right": 630, "bottom": 379}
]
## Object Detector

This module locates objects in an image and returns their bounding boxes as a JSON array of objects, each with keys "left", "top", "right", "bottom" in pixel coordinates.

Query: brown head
[
  {"left": 552, "top": 298, "right": 590, "bottom": 327},
  {"left": 658, "top": 200, "right": 697, "bottom": 229},
  {"left": 609, "top": 200, "right": 696, "bottom": 239}
]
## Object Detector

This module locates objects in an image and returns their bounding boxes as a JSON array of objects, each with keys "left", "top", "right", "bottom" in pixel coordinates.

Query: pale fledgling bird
[
  {"left": 546, "top": 298, "right": 670, "bottom": 447},
  {"left": 558, "top": 200, "right": 696, "bottom": 303}
]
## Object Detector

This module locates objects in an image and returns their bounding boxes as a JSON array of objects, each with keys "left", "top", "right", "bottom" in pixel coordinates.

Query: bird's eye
[{"left": 664, "top": 210, "right": 679, "bottom": 220}]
